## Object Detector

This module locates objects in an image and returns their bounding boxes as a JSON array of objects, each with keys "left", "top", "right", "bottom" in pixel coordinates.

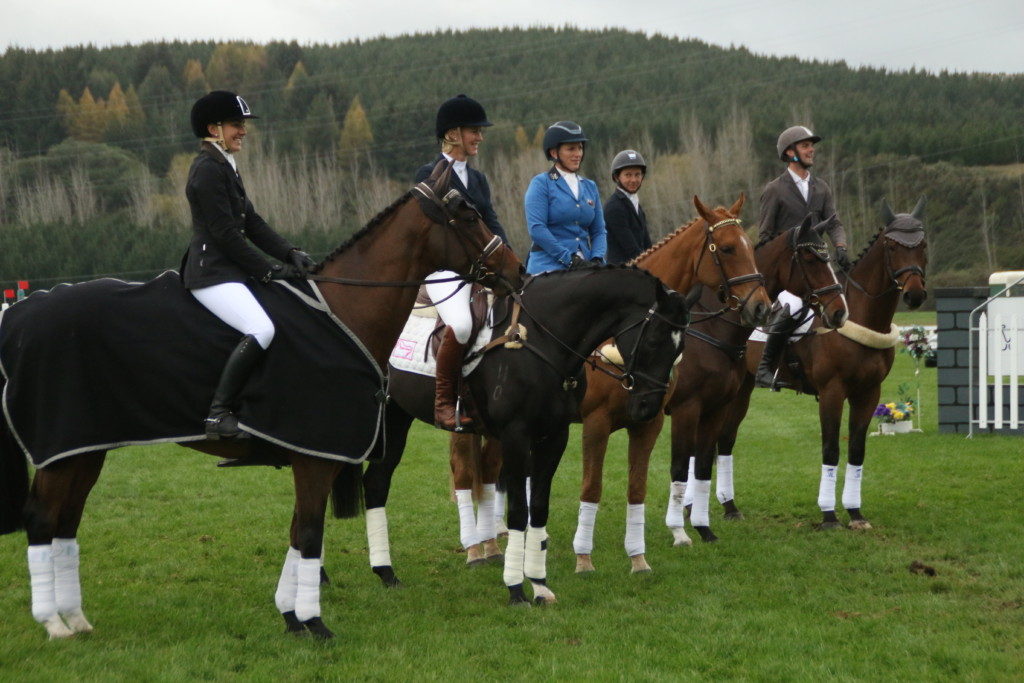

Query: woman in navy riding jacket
[{"left": 524, "top": 121, "right": 606, "bottom": 274}]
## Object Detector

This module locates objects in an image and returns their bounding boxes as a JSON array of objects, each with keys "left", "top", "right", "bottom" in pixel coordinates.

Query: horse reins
[{"left": 845, "top": 236, "right": 926, "bottom": 299}]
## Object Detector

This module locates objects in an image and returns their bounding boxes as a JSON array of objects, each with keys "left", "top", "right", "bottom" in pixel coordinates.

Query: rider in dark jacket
[
  {"left": 183, "top": 91, "right": 314, "bottom": 439},
  {"left": 603, "top": 149, "right": 652, "bottom": 264}
]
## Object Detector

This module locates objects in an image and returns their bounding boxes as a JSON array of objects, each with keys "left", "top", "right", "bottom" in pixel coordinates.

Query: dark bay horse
[
  {"left": 352, "top": 266, "right": 690, "bottom": 604},
  {"left": 0, "top": 164, "right": 523, "bottom": 640},
  {"left": 663, "top": 214, "right": 849, "bottom": 548},
  {"left": 720, "top": 199, "right": 928, "bottom": 530},
  {"left": 572, "top": 195, "right": 771, "bottom": 573}
]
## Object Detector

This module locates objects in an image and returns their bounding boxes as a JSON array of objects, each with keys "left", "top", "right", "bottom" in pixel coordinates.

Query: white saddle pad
[{"left": 388, "top": 310, "right": 493, "bottom": 378}]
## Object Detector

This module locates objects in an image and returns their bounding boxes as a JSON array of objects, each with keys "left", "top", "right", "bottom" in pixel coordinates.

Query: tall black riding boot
[
  {"left": 755, "top": 305, "right": 800, "bottom": 391},
  {"left": 206, "top": 334, "right": 265, "bottom": 440}
]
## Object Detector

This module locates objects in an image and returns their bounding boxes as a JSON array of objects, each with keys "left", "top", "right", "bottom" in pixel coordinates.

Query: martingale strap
[{"left": 685, "top": 328, "right": 746, "bottom": 360}]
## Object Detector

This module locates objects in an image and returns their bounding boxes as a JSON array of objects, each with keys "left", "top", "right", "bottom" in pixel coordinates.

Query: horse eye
[{"left": 721, "top": 245, "right": 735, "bottom": 254}]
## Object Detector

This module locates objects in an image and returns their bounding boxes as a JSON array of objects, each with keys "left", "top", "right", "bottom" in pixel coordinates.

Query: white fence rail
[{"left": 969, "top": 276, "right": 1024, "bottom": 436}]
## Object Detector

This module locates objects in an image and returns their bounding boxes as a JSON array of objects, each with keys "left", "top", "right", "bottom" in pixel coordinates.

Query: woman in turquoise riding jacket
[{"left": 524, "top": 121, "right": 606, "bottom": 274}]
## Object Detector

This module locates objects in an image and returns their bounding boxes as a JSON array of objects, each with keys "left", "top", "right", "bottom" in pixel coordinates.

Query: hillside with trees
[{"left": 1, "top": 28, "right": 1023, "bottom": 296}]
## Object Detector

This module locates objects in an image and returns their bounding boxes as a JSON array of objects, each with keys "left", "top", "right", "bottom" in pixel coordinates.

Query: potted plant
[{"left": 874, "top": 382, "right": 916, "bottom": 434}]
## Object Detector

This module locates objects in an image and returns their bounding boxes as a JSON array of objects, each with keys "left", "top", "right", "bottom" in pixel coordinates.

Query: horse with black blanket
[
  {"left": 352, "top": 265, "right": 689, "bottom": 604},
  {"left": 0, "top": 162, "right": 523, "bottom": 640}
]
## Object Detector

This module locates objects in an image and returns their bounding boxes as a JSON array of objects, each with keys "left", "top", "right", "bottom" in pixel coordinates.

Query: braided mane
[
  {"left": 850, "top": 226, "right": 886, "bottom": 268},
  {"left": 311, "top": 189, "right": 415, "bottom": 273},
  {"left": 628, "top": 215, "right": 704, "bottom": 265}
]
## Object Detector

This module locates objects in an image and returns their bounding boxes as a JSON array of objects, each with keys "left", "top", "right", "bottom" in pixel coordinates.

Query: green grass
[{"left": 1, "top": 353, "right": 1022, "bottom": 680}]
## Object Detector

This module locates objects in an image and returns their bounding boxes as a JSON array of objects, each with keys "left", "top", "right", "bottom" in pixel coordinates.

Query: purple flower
[{"left": 873, "top": 404, "right": 891, "bottom": 418}]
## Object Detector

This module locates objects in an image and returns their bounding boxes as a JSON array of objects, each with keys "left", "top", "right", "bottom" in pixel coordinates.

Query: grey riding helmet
[
  {"left": 542, "top": 121, "right": 588, "bottom": 159},
  {"left": 611, "top": 149, "right": 647, "bottom": 179},
  {"left": 776, "top": 125, "right": 821, "bottom": 161}
]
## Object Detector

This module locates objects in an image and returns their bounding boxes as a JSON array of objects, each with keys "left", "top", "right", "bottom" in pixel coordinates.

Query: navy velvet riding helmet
[
  {"left": 190, "top": 91, "right": 258, "bottom": 138},
  {"left": 435, "top": 95, "right": 493, "bottom": 139}
]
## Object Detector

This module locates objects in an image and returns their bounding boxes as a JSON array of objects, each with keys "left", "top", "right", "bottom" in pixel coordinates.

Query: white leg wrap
[
  {"left": 842, "top": 464, "right": 863, "bottom": 510},
  {"left": 503, "top": 529, "right": 526, "bottom": 586},
  {"left": 665, "top": 481, "right": 686, "bottom": 528},
  {"left": 28, "top": 544, "right": 57, "bottom": 624},
  {"left": 494, "top": 489, "right": 508, "bottom": 535},
  {"left": 51, "top": 538, "right": 83, "bottom": 615},
  {"left": 524, "top": 526, "right": 548, "bottom": 581},
  {"left": 476, "top": 484, "right": 497, "bottom": 541},
  {"left": 818, "top": 465, "right": 838, "bottom": 512},
  {"left": 294, "top": 557, "right": 321, "bottom": 622},
  {"left": 274, "top": 547, "right": 301, "bottom": 614},
  {"left": 455, "top": 489, "right": 480, "bottom": 549},
  {"left": 690, "top": 479, "right": 712, "bottom": 527},
  {"left": 682, "top": 458, "right": 696, "bottom": 506},
  {"left": 573, "top": 501, "right": 599, "bottom": 555},
  {"left": 624, "top": 503, "right": 645, "bottom": 557},
  {"left": 716, "top": 455, "right": 734, "bottom": 504},
  {"left": 365, "top": 507, "right": 392, "bottom": 567}
]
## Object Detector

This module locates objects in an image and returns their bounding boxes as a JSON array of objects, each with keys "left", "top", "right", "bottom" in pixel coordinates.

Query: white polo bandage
[
  {"left": 573, "top": 501, "right": 599, "bottom": 555},
  {"left": 365, "top": 507, "right": 392, "bottom": 567},
  {"left": 455, "top": 489, "right": 479, "bottom": 549},
  {"left": 51, "top": 538, "right": 82, "bottom": 614},
  {"left": 476, "top": 484, "right": 497, "bottom": 541},
  {"left": 524, "top": 526, "right": 548, "bottom": 580},
  {"left": 503, "top": 530, "right": 526, "bottom": 586},
  {"left": 689, "top": 479, "right": 712, "bottom": 527},
  {"left": 665, "top": 481, "right": 686, "bottom": 528},
  {"left": 683, "top": 458, "right": 696, "bottom": 506},
  {"left": 842, "top": 464, "right": 863, "bottom": 510},
  {"left": 294, "top": 557, "right": 321, "bottom": 622},
  {"left": 274, "top": 546, "right": 300, "bottom": 613},
  {"left": 624, "top": 503, "right": 645, "bottom": 557},
  {"left": 28, "top": 544, "right": 56, "bottom": 623},
  {"left": 716, "top": 455, "right": 734, "bottom": 504},
  {"left": 494, "top": 489, "right": 507, "bottom": 534},
  {"left": 818, "top": 465, "right": 838, "bottom": 511}
]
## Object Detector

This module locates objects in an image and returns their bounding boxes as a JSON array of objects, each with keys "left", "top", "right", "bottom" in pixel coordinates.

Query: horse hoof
[
  {"left": 630, "top": 555, "right": 652, "bottom": 573},
  {"left": 467, "top": 558, "right": 488, "bottom": 567},
  {"left": 722, "top": 501, "right": 744, "bottom": 520},
  {"left": 282, "top": 611, "right": 305, "bottom": 635},
  {"left": 42, "top": 615, "right": 74, "bottom": 640},
  {"left": 507, "top": 584, "right": 531, "bottom": 606},
  {"left": 62, "top": 609, "right": 93, "bottom": 633},
  {"left": 723, "top": 511, "right": 744, "bottom": 521},
  {"left": 848, "top": 519, "right": 873, "bottom": 531},
  {"left": 815, "top": 521, "right": 843, "bottom": 531},
  {"left": 669, "top": 527, "right": 693, "bottom": 547},
  {"left": 372, "top": 566, "right": 403, "bottom": 588},
  {"left": 485, "top": 553, "right": 504, "bottom": 564},
  {"left": 695, "top": 526, "right": 718, "bottom": 543},
  {"left": 575, "top": 554, "right": 596, "bottom": 573},
  {"left": 302, "top": 617, "right": 335, "bottom": 640}
]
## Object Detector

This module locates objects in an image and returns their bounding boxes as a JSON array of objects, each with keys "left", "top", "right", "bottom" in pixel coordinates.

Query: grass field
[{"left": 1, "top": 341, "right": 1021, "bottom": 680}]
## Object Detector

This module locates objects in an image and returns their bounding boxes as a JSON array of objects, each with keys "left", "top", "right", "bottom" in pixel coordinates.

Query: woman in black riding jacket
[{"left": 182, "top": 91, "right": 314, "bottom": 440}]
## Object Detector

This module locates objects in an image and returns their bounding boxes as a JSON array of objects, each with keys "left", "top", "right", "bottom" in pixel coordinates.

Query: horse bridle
[
  {"left": 790, "top": 231, "right": 846, "bottom": 313},
  {"left": 845, "top": 235, "right": 927, "bottom": 299},
  {"left": 307, "top": 182, "right": 505, "bottom": 289},
  {"left": 694, "top": 218, "right": 766, "bottom": 314}
]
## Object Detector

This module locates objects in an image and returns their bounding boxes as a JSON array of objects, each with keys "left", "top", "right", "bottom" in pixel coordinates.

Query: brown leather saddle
[{"left": 415, "top": 282, "right": 492, "bottom": 362}]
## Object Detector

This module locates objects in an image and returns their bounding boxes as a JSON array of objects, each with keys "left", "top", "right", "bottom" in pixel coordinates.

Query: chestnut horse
[
  {"left": 663, "top": 214, "right": 849, "bottom": 548},
  {"left": 719, "top": 198, "right": 928, "bottom": 530},
  {"left": 0, "top": 163, "right": 523, "bottom": 640}
]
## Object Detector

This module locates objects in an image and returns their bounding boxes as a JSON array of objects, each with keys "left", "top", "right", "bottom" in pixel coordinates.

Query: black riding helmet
[
  {"left": 435, "top": 94, "right": 492, "bottom": 139},
  {"left": 190, "top": 91, "right": 258, "bottom": 139},
  {"left": 542, "top": 121, "right": 588, "bottom": 160}
]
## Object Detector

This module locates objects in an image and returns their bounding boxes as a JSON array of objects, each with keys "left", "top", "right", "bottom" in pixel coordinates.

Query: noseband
[{"left": 696, "top": 218, "right": 766, "bottom": 312}]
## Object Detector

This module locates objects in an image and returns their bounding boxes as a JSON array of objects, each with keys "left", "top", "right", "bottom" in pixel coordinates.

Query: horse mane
[
  {"left": 311, "top": 189, "right": 415, "bottom": 273},
  {"left": 850, "top": 226, "right": 886, "bottom": 268},
  {"left": 629, "top": 215, "right": 705, "bottom": 265}
]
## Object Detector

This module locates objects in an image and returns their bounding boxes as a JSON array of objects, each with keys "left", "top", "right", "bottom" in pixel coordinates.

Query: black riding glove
[
  {"left": 569, "top": 253, "right": 588, "bottom": 270},
  {"left": 590, "top": 257, "right": 604, "bottom": 266},
  {"left": 288, "top": 249, "right": 315, "bottom": 271},
  {"left": 265, "top": 264, "right": 306, "bottom": 281},
  {"left": 835, "top": 246, "right": 851, "bottom": 271}
]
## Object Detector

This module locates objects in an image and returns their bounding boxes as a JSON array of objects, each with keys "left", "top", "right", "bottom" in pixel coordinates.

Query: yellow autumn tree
[
  {"left": 182, "top": 59, "right": 209, "bottom": 98},
  {"left": 75, "top": 87, "right": 105, "bottom": 142},
  {"left": 56, "top": 89, "right": 76, "bottom": 136},
  {"left": 514, "top": 125, "right": 531, "bottom": 151},
  {"left": 338, "top": 95, "right": 373, "bottom": 154}
]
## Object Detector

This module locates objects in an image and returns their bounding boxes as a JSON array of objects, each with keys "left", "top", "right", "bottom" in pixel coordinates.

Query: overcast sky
[{"left": 1, "top": 0, "right": 1022, "bottom": 74}]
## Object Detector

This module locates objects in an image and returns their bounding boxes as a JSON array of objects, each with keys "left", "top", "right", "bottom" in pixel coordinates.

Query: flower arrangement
[
  {"left": 874, "top": 382, "right": 916, "bottom": 423},
  {"left": 901, "top": 325, "right": 937, "bottom": 367}
]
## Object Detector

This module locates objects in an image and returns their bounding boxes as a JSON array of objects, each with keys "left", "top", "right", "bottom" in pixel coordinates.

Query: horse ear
[
  {"left": 427, "top": 158, "right": 452, "bottom": 186},
  {"left": 692, "top": 195, "right": 714, "bottom": 224},
  {"left": 911, "top": 195, "right": 927, "bottom": 220},
  {"left": 880, "top": 197, "right": 896, "bottom": 226},
  {"left": 797, "top": 213, "right": 813, "bottom": 236},
  {"left": 813, "top": 213, "right": 836, "bottom": 236},
  {"left": 728, "top": 193, "right": 745, "bottom": 217}
]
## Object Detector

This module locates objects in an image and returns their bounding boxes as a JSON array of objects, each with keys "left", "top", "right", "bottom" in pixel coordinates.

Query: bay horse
[
  {"left": 719, "top": 198, "right": 928, "bottom": 530},
  {"left": 663, "top": 214, "right": 849, "bottom": 548},
  {"left": 352, "top": 265, "right": 690, "bottom": 604},
  {"left": 572, "top": 195, "right": 771, "bottom": 573},
  {"left": 0, "top": 162, "right": 524, "bottom": 640}
]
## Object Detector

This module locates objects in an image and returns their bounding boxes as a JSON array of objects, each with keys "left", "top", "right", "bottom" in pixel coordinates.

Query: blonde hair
[{"left": 440, "top": 128, "right": 462, "bottom": 154}]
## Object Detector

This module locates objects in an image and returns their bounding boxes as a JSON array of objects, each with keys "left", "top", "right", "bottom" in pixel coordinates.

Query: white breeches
[
  {"left": 191, "top": 282, "right": 275, "bottom": 349},
  {"left": 776, "top": 289, "right": 803, "bottom": 313},
  {"left": 426, "top": 271, "right": 472, "bottom": 344}
]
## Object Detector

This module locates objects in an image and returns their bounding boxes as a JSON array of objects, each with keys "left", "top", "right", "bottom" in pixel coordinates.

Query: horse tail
[
  {"left": 0, "top": 379, "right": 28, "bottom": 535},
  {"left": 330, "top": 462, "right": 364, "bottom": 519}
]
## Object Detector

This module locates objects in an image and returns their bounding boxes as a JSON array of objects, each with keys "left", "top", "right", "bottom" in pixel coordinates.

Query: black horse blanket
[{"left": 0, "top": 272, "right": 385, "bottom": 467}]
